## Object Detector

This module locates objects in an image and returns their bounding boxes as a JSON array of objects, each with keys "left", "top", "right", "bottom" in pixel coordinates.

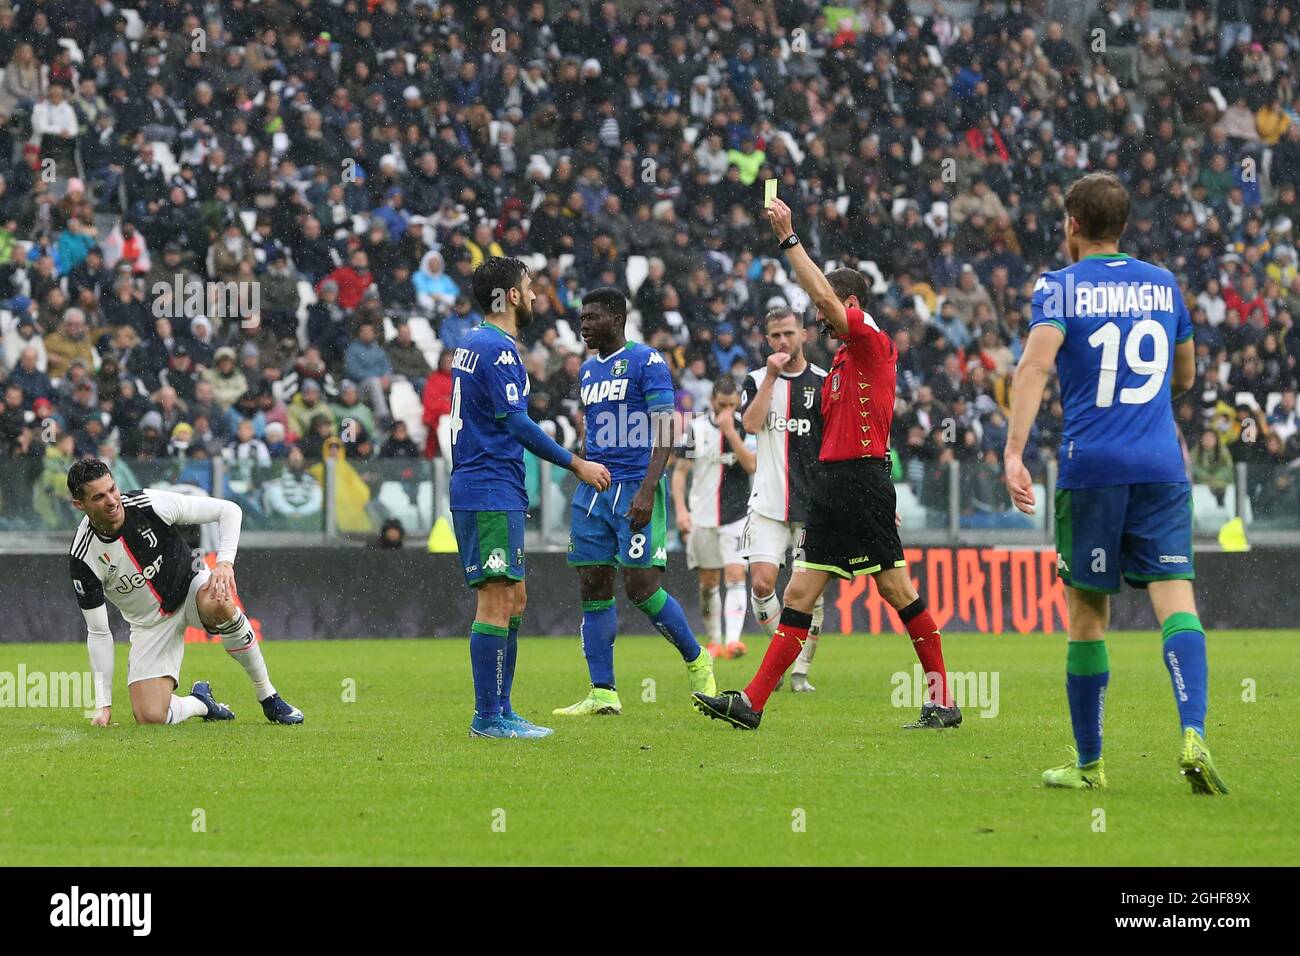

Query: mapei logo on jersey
[
  {"left": 494, "top": 350, "right": 517, "bottom": 365},
  {"left": 581, "top": 378, "right": 630, "bottom": 405},
  {"left": 484, "top": 548, "right": 508, "bottom": 572},
  {"left": 114, "top": 554, "right": 163, "bottom": 596},
  {"left": 611, "top": 358, "right": 629, "bottom": 376},
  {"left": 766, "top": 413, "right": 812, "bottom": 435},
  {"left": 1158, "top": 554, "right": 1190, "bottom": 564}
]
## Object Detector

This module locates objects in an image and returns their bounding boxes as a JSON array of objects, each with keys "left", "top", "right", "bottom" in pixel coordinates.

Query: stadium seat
[
  {"left": 1193, "top": 483, "right": 1232, "bottom": 531},
  {"left": 522, "top": 252, "right": 547, "bottom": 273},
  {"left": 1266, "top": 392, "right": 1283, "bottom": 416},
  {"left": 121, "top": 7, "right": 144, "bottom": 39},
  {"left": 388, "top": 379, "right": 426, "bottom": 448},
  {"left": 151, "top": 141, "right": 179, "bottom": 179},
  {"left": 558, "top": 253, "right": 575, "bottom": 276},
  {"left": 894, "top": 482, "right": 928, "bottom": 528},
  {"left": 626, "top": 255, "right": 648, "bottom": 296},
  {"left": 683, "top": 127, "right": 697, "bottom": 146},
  {"left": 57, "top": 38, "right": 84, "bottom": 65},
  {"left": 240, "top": 210, "right": 257, "bottom": 236},
  {"left": 858, "top": 260, "right": 889, "bottom": 295},
  {"left": 377, "top": 480, "right": 433, "bottom": 531}
]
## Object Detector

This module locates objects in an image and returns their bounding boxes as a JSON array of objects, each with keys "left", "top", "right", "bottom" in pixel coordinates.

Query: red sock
[
  {"left": 900, "top": 600, "right": 951, "bottom": 707},
  {"left": 744, "top": 609, "right": 812, "bottom": 711}
]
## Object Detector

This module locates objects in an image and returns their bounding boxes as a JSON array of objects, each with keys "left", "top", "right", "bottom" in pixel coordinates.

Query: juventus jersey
[
  {"left": 741, "top": 363, "right": 827, "bottom": 523},
  {"left": 69, "top": 489, "right": 238, "bottom": 631},
  {"left": 685, "top": 411, "right": 753, "bottom": 527}
]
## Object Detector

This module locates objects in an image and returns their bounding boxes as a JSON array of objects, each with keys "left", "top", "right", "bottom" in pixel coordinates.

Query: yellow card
[{"left": 764, "top": 178, "right": 777, "bottom": 208}]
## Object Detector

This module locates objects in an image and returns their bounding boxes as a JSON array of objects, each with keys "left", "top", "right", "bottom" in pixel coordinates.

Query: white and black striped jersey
[
  {"left": 742, "top": 364, "right": 827, "bottom": 523},
  {"left": 684, "top": 411, "right": 753, "bottom": 528},
  {"left": 69, "top": 489, "right": 238, "bottom": 631}
]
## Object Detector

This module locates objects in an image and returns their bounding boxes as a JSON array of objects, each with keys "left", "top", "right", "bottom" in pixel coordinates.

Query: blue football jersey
[
  {"left": 449, "top": 321, "right": 530, "bottom": 511},
  {"left": 579, "top": 342, "right": 676, "bottom": 483},
  {"left": 1028, "top": 253, "right": 1193, "bottom": 489}
]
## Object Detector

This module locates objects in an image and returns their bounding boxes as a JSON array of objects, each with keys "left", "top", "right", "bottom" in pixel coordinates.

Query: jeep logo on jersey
[
  {"left": 494, "top": 350, "right": 517, "bottom": 365},
  {"left": 767, "top": 413, "right": 812, "bottom": 435},
  {"left": 581, "top": 378, "right": 630, "bottom": 405},
  {"left": 803, "top": 388, "right": 817, "bottom": 409},
  {"left": 115, "top": 554, "right": 163, "bottom": 595},
  {"left": 611, "top": 358, "right": 629, "bottom": 376}
]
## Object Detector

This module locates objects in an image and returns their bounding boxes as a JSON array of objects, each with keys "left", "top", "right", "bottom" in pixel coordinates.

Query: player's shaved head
[
  {"left": 579, "top": 287, "right": 628, "bottom": 356},
  {"left": 583, "top": 286, "right": 627, "bottom": 317},
  {"left": 1065, "top": 172, "right": 1129, "bottom": 243}
]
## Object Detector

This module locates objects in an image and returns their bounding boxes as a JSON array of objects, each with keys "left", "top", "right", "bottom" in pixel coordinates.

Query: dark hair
[
  {"left": 711, "top": 376, "right": 739, "bottom": 398},
  {"left": 826, "top": 268, "right": 871, "bottom": 307},
  {"left": 67, "top": 458, "right": 111, "bottom": 500},
  {"left": 1065, "top": 172, "right": 1130, "bottom": 242},
  {"left": 471, "top": 256, "right": 529, "bottom": 315},
  {"left": 583, "top": 286, "right": 627, "bottom": 317}
]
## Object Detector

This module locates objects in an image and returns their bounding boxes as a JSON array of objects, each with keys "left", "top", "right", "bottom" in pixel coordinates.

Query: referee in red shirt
[{"left": 693, "top": 198, "right": 961, "bottom": 730}]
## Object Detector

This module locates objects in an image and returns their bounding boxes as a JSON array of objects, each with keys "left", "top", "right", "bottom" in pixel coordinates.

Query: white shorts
[
  {"left": 127, "top": 569, "right": 212, "bottom": 687},
  {"left": 685, "top": 517, "right": 747, "bottom": 570},
  {"left": 740, "top": 512, "right": 805, "bottom": 567}
]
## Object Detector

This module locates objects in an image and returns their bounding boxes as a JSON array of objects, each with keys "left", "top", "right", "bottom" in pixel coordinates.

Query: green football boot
[
  {"left": 1042, "top": 751, "right": 1108, "bottom": 790},
  {"left": 1179, "top": 728, "right": 1229, "bottom": 795},
  {"left": 686, "top": 648, "right": 717, "bottom": 698},
  {"left": 552, "top": 687, "right": 623, "bottom": 716}
]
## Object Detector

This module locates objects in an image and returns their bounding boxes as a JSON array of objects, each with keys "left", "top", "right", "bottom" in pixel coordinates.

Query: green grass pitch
[{"left": 0, "top": 631, "right": 1295, "bottom": 866}]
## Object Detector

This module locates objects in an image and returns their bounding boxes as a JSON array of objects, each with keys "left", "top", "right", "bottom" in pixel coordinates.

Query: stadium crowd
[{"left": 1, "top": 0, "right": 1299, "bottom": 533}]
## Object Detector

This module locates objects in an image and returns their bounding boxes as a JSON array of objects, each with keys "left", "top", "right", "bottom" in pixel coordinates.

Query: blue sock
[
  {"left": 470, "top": 621, "right": 508, "bottom": 720},
  {"left": 635, "top": 588, "right": 701, "bottom": 662},
  {"left": 581, "top": 599, "right": 617, "bottom": 689},
  {"left": 499, "top": 615, "right": 521, "bottom": 716},
  {"left": 1065, "top": 641, "right": 1109, "bottom": 766},
  {"left": 1162, "top": 612, "right": 1208, "bottom": 735}
]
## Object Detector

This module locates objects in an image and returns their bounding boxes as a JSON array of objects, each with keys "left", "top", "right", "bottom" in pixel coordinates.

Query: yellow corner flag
[
  {"left": 427, "top": 515, "right": 458, "bottom": 553},
  {"left": 1218, "top": 516, "right": 1249, "bottom": 552}
]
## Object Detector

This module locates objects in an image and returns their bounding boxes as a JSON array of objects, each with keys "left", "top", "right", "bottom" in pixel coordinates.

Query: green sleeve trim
[
  {"left": 471, "top": 621, "right": 510, "bottom": 637},
  {"left": 1162, "top": 611, "right": 1204, "bottom": 641},
  {"left": 1034, "top": 319, "right": 1067, "bottom": 336},
  {"left": 634, "top": 587, "right": 669, "bottom": 616},
  {"left": 582, "top": 599, "right": 617, "bottom": 611},
  {"left": 1067, "top": 639, "right": 1109, "bottom": 676},
  {"left": 1176, "top": 333, "right": 1194, "bottom": 344},
  {"left": 508, "top": 615, "right": 523, "bottom": 630}
]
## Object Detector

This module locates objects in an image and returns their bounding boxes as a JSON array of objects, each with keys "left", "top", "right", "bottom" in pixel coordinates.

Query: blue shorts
[
  {"left": 568, "top": 478, "right": 668, "bottom": 569},
  {"left": 1054, "top": 482, "right": 1194, "bottom": 594},
  {"left": 452, "top": 510, "right": 526, "bottom": 588}
]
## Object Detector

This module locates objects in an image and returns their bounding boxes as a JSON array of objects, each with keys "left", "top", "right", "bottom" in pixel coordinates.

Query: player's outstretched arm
[
  {"left": 1004, "top": 325, "right": 1063, "bottom": 514},
  {"left": 765, "top": 198, "right": 848, "bottom": 337},
  {"left": 84, "top": 604, "right": 114, "bottom": 726},
  {"left": 504, "top": 410, "right": 610, "bottom": 490}
]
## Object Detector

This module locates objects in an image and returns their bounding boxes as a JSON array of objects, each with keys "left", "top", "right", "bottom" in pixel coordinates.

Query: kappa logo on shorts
[
  {"left": 485, "top": 549, "right": 508, "bottom": 572},
  {"left": 654, "top": 548, "right": 667, "bottom": 562}
]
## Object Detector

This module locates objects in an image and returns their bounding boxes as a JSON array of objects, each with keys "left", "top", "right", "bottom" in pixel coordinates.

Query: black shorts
[{"left": 795, "top": 457, "right": 905, "bottom": 579}]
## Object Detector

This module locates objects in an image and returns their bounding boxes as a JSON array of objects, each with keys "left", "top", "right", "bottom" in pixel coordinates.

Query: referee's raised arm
[{"left": 764, "top": 198, "right": 848, "bottom": 336}]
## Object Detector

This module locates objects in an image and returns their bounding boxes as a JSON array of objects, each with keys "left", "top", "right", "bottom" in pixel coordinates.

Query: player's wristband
[{"left": 778, "top": 233, "right": 800, "bottom": 250}]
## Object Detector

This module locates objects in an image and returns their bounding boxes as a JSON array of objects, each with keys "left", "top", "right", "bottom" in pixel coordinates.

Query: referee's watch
[{"left": 778, "top": 233, "right": 800, "bottom": 250}]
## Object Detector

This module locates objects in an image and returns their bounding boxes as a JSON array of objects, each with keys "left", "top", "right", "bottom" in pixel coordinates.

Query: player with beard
[{"left": 451, "top": 257, "right": 611, "bottom": 738}]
